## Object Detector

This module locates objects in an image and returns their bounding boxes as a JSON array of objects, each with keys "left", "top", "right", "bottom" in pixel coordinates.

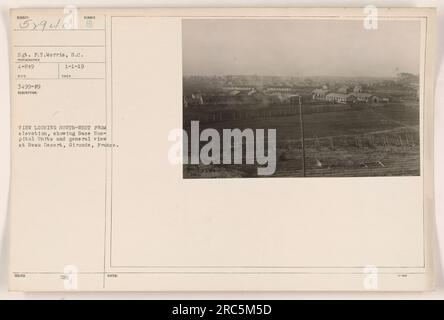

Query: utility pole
[{"left": 298, "top": 95, "right": 306, "bottom": 177}]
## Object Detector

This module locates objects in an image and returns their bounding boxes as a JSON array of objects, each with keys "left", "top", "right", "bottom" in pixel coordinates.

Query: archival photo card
[
  {"left": 182, "top": 19, "right": 422, "bottom": 178},
  {"left": 8, "top": 7, "right": 435, "bottom": 292}
]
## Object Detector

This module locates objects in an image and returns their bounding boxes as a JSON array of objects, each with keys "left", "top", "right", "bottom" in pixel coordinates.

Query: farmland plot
[{"left": 183, "top": 103, "right": 420, "bottom": 178}]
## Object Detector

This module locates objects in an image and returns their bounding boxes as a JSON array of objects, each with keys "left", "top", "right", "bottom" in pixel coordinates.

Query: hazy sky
[{"left": 182, "top": 19, "right": 420, "bottom": 77}]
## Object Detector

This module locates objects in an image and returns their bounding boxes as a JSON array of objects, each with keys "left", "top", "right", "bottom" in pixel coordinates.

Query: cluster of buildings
[
  {"left": 184, "top": 86, "right": 300, "bottom": 108},
  {"left": 184, "top": 84, "right": 387, "bottom": 108},
  {"left": 312, "top": 85, "right": 384, "bottom": 104}
]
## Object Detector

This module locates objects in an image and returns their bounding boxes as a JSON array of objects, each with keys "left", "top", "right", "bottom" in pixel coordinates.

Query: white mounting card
[{"left": 8, "top": 7, "right": 436, "bottom": 291}]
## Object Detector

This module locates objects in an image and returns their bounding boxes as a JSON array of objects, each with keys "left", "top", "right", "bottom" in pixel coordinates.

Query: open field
[{"left": 183, "top": 102, "right": 420, "bottom": 178}]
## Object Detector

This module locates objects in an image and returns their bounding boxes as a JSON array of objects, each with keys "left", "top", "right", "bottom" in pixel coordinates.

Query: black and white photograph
[{"left": 182, "top": 19, "right": 421, "bottom": 178}]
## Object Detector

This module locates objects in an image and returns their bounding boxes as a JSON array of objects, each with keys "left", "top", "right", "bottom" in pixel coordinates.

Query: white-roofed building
[
  {"left": 312, "top": 88, "right": 330, "bottom": 101},
  {"left": 326, "top": 93, "right": 356, "bottom": 104}
]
